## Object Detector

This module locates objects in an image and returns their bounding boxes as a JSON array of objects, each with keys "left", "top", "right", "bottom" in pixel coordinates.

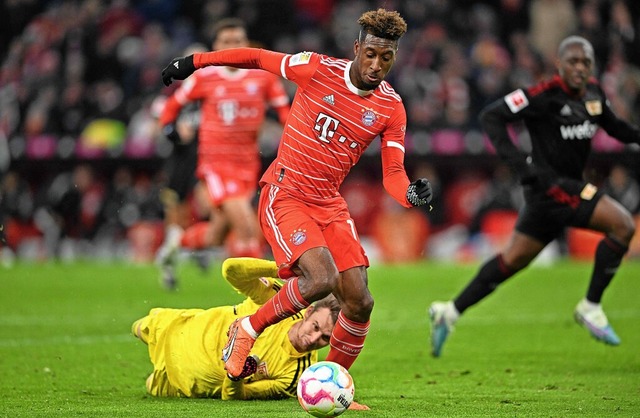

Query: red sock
[
  {"left": 325, "top": 311, "right": 369, "bottom": 370},
  {"left": 249, "top": 277, "right": 309, "bottom": 333},
  {"left": 180, "top": 222, "right": 210, "bottom": 249}
]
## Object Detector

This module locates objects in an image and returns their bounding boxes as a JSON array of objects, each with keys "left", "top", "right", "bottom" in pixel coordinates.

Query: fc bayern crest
[
  {"left": 291, "top": 230, "right": 307, "bottom": 246},
  {"left": 361, "top": 110, "right": 377, "bottom": 126}
]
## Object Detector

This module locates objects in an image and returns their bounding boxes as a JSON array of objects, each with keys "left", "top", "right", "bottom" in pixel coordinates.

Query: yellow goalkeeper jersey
[{"left": 135, "top": 258, "right": 316, "bottom": 399}]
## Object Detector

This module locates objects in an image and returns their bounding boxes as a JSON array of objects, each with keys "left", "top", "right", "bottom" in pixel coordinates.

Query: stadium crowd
[{"left": 1, "top": 0, "right": 640, "bottom": 264}]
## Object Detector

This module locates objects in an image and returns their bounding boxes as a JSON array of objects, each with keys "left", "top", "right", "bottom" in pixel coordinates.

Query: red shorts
[
  {"left": 258, "top": 184, "right": 369, "bottom": 272},
  {"left": 198, "top": 166, "right": 258, "bottom": 207}
]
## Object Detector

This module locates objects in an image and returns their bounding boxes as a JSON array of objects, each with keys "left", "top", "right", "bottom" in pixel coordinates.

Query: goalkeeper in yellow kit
[{"left": 132, "top": 257, "right": 340, "bottom": 399}]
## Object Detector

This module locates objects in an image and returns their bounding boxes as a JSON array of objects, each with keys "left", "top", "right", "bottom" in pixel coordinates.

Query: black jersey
[{"left": 480, "top": 74, "right": 640, "bottom": 181}]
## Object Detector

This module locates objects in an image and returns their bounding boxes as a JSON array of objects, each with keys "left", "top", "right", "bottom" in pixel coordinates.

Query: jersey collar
[
  {"left": 553, "top": 74, "right": 587, "bottom": 98},
  {"left": 344, "top": 61, "right": 373, "bottom": 96}
]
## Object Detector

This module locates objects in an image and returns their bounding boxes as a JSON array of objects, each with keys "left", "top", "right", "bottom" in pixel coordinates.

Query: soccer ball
[{"left": 296, "top": 361, "right": 354, "bottom": 417}]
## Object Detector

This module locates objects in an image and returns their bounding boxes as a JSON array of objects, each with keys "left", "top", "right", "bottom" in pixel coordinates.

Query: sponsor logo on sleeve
[
  {"left": 289, "top": 52, "right": 312, "bottom": 67},
  {"left": 504, "top": 89, "right": 529, "bottom": 113}
]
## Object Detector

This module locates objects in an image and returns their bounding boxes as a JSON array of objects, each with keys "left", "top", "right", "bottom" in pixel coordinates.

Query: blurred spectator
[
  {"left": 496, "top": 0, "right": 530, "bottom": 43},
  {"left": 0, "top": 0, "right": 43, "bottom": 59},
  {"left": 602, "top": 164, "right": 640, "bottom": 214},
  {"left": 529, "top": 0, "right": 577, "bottom": 67},
  {"left": 412, "top": 162, "right": 445, "bottom": 230},
  {"left": 443, "top": 169, "right": 490, "bottom": 227},
  {"left": 468, "top": 163, "right": 524, "bottom": 236},
  {"left": 122, "top": 171, "right": 166, "bottom": 263},
  {"left": 33, "top": 164, "right": 105, "bottom": 259},
  {"left": 575, "top": 0, "right": 609, "bottom": 69},
  {"left": 151, "top": 42, "right": 203, "bottom": 229},
  {"left": 608, "top": 0, "right": 639, "bottom": 67},
  {"left": 295, "top": 0, "right": 335, "bottom": 28},
  {"left": 1, "top": 0, "right": 639, "bottom": 262},
  {"left": 507, "top": 32, "right": 545, "bottom": 92},
  {"left": 372, "top": 194, "right": 430, "bottom": 264},
  {"left": 0, "top": 170, "right": 36, "bottom": 264},
  {"left": 0, "top": 171, "right": 34, "bottom": 227},
  {"left": 95, "top": 165, "right": 135, "bottom": 242},
  {"left": 3, "top": 0, "right": 639, "bottom": 158},
  {"left": 341, "top": 173, "right": 382, "bottom": 238}
]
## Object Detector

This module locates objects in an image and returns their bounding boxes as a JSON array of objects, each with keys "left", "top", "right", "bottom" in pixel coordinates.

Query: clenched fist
[
  {"left": 161, "top": 55, "right": 196, "bottom": 86},
  {"left": 406, "top": 178, "right": 433, "bottom": 207}
]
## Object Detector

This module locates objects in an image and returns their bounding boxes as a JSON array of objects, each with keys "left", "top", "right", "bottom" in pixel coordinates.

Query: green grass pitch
[{"left": 2, "top": 258, "right": 639, "bottom": 417}]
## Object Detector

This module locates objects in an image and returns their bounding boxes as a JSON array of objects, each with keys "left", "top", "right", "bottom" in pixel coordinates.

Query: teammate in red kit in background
[
  {"left": 151, "top": 43, "right": 204, "bottom": 290},
  {"left": 156, "top": 18, "right": 290, "bottom": 289},
  {"left": 162, "top": 10, "right": 433, "bottom": 408},
  {"left": 163, "top": 9, "right": 432, "bottom": 408}
]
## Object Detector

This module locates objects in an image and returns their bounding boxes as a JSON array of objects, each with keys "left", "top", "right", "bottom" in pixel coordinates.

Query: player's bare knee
[
  {"left": 299, "top": 267, "right": 339, "bottom": 300},
  {"left": 313, "top": 269, "right": 339, "bottom": 296},
  {"left": 622, "top": 213, "right": 636, "bottom": 242},
  {"left": 612, "top": 212, "right": 636, "bottom": 244},
  {"left": 358, "top": 293, "right": 374, "bottom": 316},
  {"left": 342, "top": 294, "right": 373, "bottom": 322},
  {"left": 506, "top": 255, "right": 530, "bottom": 272}
]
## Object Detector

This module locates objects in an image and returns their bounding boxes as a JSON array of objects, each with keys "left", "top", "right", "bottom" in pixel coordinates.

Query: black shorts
[
  {"left": 164, "top": 139, "right": 198, "bottom": 201},
  {"left": 516, "top": 178, "right": 604, "bottom": 244}
]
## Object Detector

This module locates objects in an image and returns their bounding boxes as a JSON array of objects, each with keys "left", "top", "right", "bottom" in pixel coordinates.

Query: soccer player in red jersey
[
  {"left": 161, "top": 9, "right": 433, "bottom": 402},
  {"left": 156, "top": 18, "right": 291, "bottom": 289}
]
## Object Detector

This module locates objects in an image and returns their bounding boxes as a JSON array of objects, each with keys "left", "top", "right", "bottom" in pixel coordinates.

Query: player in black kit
[{"left": 429, "top": 36, "right": 640, "bottom": 357}]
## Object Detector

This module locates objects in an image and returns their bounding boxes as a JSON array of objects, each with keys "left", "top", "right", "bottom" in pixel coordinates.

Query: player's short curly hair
[
  {"left": 358, "top": 8, "right": 407, "bottom": 41},
  {"left": 557, "top": 35, "right": 594, "bottom": 59}
]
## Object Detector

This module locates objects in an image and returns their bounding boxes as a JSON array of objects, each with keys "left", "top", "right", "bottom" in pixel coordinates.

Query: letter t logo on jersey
[{"left": 314, "top": 112, "right": 340, "bottom": 143}]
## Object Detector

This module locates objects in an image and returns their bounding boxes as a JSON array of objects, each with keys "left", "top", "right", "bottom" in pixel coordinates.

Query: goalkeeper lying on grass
[{"left": 132, "top": 257, "right": 340, "bottom": 399}]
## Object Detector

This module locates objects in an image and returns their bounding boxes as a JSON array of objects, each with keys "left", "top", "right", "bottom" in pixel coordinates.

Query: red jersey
[
  {"left": 194, "top": 48, "right": 413, "bottom": 207},
  {"left": 160, "top": 66, "right": 289, "bottom": 181}
]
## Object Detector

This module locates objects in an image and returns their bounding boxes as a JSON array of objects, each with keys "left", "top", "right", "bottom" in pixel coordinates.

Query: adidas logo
[
  {"left": 322, "top": 94, "right": 335, "bottom": 105},
  {"left": 560, "top": 104, "right": 571, "bottom": 116},
  {"left": 173, "top": 61, "right": 179, "bottom": 69}
]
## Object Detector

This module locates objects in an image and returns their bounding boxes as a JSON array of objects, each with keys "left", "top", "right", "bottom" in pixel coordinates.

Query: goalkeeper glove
[
  {"left": 161, "top": 55, "right": 195, "bottom": 86},
  {"left": 162, "top": 123, "right": 181, "bottom": 143},
  {"left": 406, "top": 178, "right": 433, "bottom": 207}
]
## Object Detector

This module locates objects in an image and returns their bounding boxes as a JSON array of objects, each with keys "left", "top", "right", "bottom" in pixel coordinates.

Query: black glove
[
  {"left": 516, "top": 158, "right": 554, "bottom": 191},
  {"left": 162, "top": 123, "right": 181, "bottom": 143},
  {"left": 517, "top": 158, "right": 538, "bottom": 186},
  {"left": 406, "top": 178, "right": 433, "bottom": 207},
  {"left": 161, "top": 55, "right": 196, "bottom": 86}
]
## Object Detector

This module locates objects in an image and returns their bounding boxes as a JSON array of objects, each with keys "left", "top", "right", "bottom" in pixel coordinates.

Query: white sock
[
  {"left": 241, "top": 317, "right": 259, "bottom": 339},
  {"left": 581, "top": 298, "right": 601, "bottom": 311},
  {"left": 443, "top": 301, "right": 458, "bottom": 317},
  {"left": 165, "top": 225, "right": 183, "bottom": 248}
]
